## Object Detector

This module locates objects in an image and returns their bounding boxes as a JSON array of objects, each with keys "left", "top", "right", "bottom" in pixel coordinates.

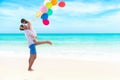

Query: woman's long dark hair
[{"left": 21, "top": 18, "right": 28, "bottom": 23}]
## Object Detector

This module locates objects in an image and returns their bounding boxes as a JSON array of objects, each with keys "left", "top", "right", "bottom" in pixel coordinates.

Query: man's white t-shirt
[
  {"left": 29, "top": 27, "right": 37, "bottom": 37},
  {"left": 23, "top": 23, "right": 37, "bottom": 37},
  {"left": 24, "top": 30, "right": 36, "bottom": 46}
]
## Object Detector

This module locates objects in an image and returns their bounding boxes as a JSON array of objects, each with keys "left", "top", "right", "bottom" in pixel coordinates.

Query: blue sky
[{"left": 0, "top": 0, "right": 120, "bottom": 33}]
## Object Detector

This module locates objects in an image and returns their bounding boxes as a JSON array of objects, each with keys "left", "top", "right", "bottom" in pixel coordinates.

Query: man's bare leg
[{"left": 28, "top": 54, "right": 36, "bottom": 71}]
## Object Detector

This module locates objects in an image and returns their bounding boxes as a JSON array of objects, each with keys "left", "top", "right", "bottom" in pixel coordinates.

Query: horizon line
[{"left": 0, "top": 33, "right": 120, "bottom": 34}]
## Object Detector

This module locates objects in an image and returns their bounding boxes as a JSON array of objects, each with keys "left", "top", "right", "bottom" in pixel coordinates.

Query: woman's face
[{"left": 22, "top": 21, "right": 26, "bottom": 24}]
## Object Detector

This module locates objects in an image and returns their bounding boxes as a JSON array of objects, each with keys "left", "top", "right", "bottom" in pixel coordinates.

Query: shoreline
[{"left": 1, "top": 51, "right": 120, "bottom": 62}]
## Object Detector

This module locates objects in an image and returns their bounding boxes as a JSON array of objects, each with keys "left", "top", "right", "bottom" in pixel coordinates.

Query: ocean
[{"left": 0, "top": 33, "right": 120, "bottom": 61}]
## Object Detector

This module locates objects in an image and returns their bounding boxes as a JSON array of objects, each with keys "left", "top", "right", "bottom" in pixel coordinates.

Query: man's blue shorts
[{"left": 29, "top": 44, "right": 36, "bottom": 54}]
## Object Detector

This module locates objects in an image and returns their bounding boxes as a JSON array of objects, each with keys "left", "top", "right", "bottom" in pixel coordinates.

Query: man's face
[{"left": 20, "top": 25, "right": 27, "bottom": 30}]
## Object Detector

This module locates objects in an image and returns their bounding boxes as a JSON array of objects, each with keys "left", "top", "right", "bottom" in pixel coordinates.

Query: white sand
[{"left": 0, "top": 56, "right": 120, "bottom": 80}]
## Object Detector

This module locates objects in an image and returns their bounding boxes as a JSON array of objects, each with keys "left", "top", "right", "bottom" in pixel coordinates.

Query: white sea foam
[{"left": 1, "top": 45, "right": 120, "bottom": 62}]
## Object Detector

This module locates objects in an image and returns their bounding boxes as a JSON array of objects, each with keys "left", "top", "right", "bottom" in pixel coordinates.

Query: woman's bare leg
[{"left": 35, "top": 40, "right": 52, "bottom": 45}]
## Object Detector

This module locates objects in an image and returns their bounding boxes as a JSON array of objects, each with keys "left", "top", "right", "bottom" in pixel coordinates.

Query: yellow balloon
[
  {"left": 46, "top": 2, "right": 52, "bottom": 9},
  {"left": 51, "top": 0, "right": 58, "bottom": 6},
  {"left": 36, "top": 11, "right": 42, "bottom": 18}
]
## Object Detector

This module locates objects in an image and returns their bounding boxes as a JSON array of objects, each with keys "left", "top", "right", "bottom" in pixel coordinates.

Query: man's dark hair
[
  {"left": 20, "top": 25, "right": 24, "bottom": 31},
  {"left": 21, "top": 18, "right": 28, "bottom": 23}
]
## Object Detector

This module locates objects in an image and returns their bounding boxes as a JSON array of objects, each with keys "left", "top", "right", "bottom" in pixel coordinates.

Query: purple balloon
[{"left": 42, "top": 19, "right": 50, "bottom": 25}]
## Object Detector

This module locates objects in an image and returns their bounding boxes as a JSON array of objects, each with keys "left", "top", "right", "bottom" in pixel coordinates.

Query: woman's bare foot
[{"left": 47, "top": 41, "right": 52, "bottom": 45}]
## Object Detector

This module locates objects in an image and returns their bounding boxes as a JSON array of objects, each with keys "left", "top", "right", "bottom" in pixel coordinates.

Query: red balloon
[
  {"left": 58, "top": 1, "right": 65, "bottom": 7},
  {"left": 42, "top": 19, "right": 50, "bottom": 25}
]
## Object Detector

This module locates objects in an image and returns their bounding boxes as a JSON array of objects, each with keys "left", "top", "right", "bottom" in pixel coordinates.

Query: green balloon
[{"left": 47, "top": 9, "right": 53, "bottom": 16}]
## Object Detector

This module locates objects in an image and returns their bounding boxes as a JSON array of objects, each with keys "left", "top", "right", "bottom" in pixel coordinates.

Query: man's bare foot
[
  {"left": 28, "top": 68, "right": 34, "bottom": 71},
  {"left": 47, "top": 41, "right": 52, "bottom": 45}
]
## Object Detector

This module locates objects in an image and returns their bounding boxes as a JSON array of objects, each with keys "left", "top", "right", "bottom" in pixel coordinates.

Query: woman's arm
[{"left": 27, "top": 21, "right": 32, "bottom": 30}]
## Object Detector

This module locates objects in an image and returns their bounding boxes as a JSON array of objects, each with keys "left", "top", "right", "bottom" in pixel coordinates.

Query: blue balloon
[{"left": 41, "top": 13, "right": 48, "bottom": 20}]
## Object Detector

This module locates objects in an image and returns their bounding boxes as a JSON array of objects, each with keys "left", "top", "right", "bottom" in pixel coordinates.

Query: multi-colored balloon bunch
[{"left": 36, "top": 0, "right": 66, "bottom": 26}]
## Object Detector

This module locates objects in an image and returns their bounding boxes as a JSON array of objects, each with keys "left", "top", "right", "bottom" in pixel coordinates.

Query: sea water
[{"left": 0, "top": 33, "right": 120, "bottom": 61}]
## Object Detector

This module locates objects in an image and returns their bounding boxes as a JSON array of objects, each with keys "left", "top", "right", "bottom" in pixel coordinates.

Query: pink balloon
[
  {"left": 42, "top": 19, "right": 50, "bottom": 25},
  {"left": 40, "top": 5, "right": 48, "bottom": 13}
]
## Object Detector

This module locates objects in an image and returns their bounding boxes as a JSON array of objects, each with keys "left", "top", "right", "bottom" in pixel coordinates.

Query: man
[{"left": 20, "top": 18, "right": 52, "bottom": 71}]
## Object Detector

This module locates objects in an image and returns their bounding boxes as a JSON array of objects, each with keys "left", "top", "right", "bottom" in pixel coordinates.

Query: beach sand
[{"left": 0, "top": 56, "right": 120, "bottom": 80}]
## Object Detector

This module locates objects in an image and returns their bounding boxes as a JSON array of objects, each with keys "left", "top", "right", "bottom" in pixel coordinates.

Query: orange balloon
[{"left": 51, "top": 0, "right": 58, "bottom": 6}]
